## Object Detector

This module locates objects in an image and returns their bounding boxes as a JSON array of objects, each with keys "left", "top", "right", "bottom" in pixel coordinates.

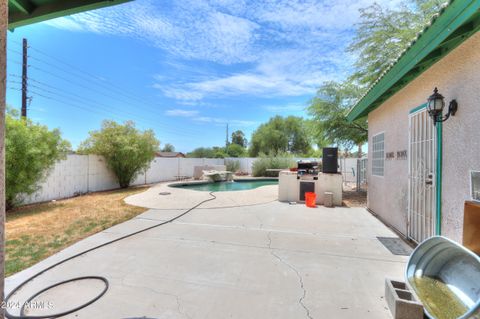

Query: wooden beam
[{"left": 9, "top": 0, "right": 34, "bottom": 14}]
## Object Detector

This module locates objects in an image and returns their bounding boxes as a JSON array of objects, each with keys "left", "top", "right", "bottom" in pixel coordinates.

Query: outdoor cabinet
[
  {"left": 463, "top": 201, "right": 480, "bottom": 255},
  {"left": 299, "top": 182, "right": 315, "bottom": 201}
]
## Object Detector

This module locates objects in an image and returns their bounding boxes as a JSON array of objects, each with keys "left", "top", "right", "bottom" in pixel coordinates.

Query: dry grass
[
  {"left": 342, "top": 190, "right": 367, "bottom": 207},
  {"left": 6, "top": 187, "right": 148, "bottom": 276}
]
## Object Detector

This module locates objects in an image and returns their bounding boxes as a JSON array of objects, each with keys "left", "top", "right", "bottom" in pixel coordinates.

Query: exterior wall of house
[{"left": 367, "top": 32, "right": 480, "bottom": 243}]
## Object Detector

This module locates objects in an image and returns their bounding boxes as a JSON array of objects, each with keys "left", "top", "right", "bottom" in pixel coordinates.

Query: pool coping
[
  {"left": 125, "top": 179, "right": 279, "bottom": 210},
  {"left": 168, "top": 177, "right": 279, "bottom": 189}
]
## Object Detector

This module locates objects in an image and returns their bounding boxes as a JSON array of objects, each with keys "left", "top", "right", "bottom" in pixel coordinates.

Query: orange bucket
[{"left": 305, "top": 192, "right": 316, "bottom": 208}]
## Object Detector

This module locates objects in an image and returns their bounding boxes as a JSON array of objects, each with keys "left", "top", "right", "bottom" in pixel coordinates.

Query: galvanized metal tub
[{"left": 406, "top": 236, "right": 480, "bottom": 319}]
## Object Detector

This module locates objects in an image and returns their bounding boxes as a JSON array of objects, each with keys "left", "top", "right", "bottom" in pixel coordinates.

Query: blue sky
[{"left": 6, "top": 0, "right": 398, "bottom": 152}]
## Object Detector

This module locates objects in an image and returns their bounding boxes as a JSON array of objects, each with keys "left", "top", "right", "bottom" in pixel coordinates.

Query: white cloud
[
  {"left": 165, "top": 109, "right": 199, "bottom": 117},
  {"left": 43, "top": 0, "right": 403, "bottom": 101},
  {"left": 193, "top": 116, "right": 257, "bottom": 127},
  {"left": 157, "top": 86, "right": 205, "bottom": 101},
  {"left": 44, "top": 0, "right": 259, "bottom": 64},
  {"left": 264, "top": 103, "right": 306, "bottom": 113},
  {"left": 164, "top": 109, "right": 255, "bottom": 127},
  {"left": 155, "top": 48, "right": 344, "bottom": 100},
  {"left": 249, "top": 0, "right": 403, "bottom": 31},
  {"left": 42, "top": 0, "right": 398, "bottom": 66}
]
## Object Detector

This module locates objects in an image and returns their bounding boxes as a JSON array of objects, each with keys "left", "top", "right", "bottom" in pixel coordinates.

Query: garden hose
[{"left": 5, "top": 192, "right": 217, "bottom": 319}]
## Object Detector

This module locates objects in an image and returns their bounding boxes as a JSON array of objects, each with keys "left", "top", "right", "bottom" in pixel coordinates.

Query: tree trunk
[
  {"left": 357, "top": 143, "right": 362, "bottom": 158},
  {"left": 0, "top": 1, "right": 7, "bottom": 317}
]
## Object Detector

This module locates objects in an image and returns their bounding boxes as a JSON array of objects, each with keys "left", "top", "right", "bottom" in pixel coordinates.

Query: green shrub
[
  {"left": 226, "top": 143, "right": 246, "bottom": 157},
  {"left": 79, "top": 120, "right": 159, "bottom": 188},
  {"left": 187, "top": 146, "right": 226, "bottom": 158},
  {"left": 225, "top": 159, "right": 240, "bottom": 173},
  {"left": 252, "top": 153, "right": 295, "bottom": 177},
  {"left": 6, "top": 111, "right": 70, "bottom": 209}
]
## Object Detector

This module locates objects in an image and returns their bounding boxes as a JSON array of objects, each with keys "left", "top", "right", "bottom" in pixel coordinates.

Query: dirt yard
[
  {"left": 342, "top": 189, "right": 367, "bottom": 207},
  {"left": 6, "top": 187, "right": 147, "bottom": 276}
]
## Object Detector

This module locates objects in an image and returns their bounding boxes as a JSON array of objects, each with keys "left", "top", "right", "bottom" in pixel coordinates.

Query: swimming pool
[{"left": 171, "top": 179, "right": 278, "bottom": 192}]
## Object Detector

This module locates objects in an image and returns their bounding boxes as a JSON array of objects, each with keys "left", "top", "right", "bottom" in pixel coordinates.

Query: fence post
[
  {"left": 87, "top": 154, "right": 90, "bottom": 193},
  {"left": 356, "top": 159, "right": 361, "bottom": 192}
]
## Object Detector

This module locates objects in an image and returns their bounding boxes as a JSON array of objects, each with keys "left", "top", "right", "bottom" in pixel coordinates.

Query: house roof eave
[{"left": 347, "top": 0, "right": 480, "bottom": 122}]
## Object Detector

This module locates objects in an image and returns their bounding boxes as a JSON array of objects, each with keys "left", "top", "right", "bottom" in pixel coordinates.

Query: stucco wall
[{"left": 367, "top": 32, "right": 480, "bottom": 243}]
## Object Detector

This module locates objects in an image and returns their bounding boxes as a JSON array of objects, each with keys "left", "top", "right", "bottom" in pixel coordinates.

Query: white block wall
[
  {"left": 23, "top": 155, "right": 363, "bottom": 205},
  {"left": 338, "top": 158, "right": 360, "bottom": 183},
  {"left": 24, "top": 155, "right": 225, "bottom": 204}
]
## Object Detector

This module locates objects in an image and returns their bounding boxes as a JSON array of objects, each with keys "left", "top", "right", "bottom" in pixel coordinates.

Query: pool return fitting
[{"left": 5, "top": 192, "right": 217, "bottom": 319}]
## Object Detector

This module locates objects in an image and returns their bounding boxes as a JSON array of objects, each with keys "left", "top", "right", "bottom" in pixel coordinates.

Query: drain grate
[
  {"left": 377, "top": 237, "right": 413, "bottom": 256},
  {"left": 159, "top": 192, "right": 171, "bottom": 196}
]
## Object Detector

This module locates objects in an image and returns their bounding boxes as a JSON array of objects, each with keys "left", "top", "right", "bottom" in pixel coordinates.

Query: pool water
[{"left": 172, "top": 180, "right": 278, "bottom": 192}]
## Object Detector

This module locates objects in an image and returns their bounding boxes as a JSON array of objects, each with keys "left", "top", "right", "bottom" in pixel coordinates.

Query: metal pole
[
  {"left": 0, "top": 1, "right": 8, "bottom": 317},
  {"left": 356, "top": 159, "right": 361, "bottom": 192},
  {"left": 225, "top": 123, "right": 229, "bottom": 147},
  {"left": 21, "top": 38, "right": 27, "bottom": 118}
]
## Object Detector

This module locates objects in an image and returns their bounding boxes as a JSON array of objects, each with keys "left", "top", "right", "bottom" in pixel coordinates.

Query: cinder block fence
[
  {"left": 24, "top": 155, "right": 364, "bottom": 205},
  {"left": 24, "top": 155, "right": 224, "bottom": 204}
]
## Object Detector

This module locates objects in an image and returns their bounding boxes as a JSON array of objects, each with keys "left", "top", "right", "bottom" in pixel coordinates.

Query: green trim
[
  {"left": 436, "top": 121, "right": 443, "bottom": 235},
  {"left": 9, "top": 0, "right": 34, "bottom": 15},
  {"left": 409, "top": 103, "right": 427, "bottom": 114},
  {"left": 8, "top": 0, "right": 132, "bottom": 29},
  {"left": 347, "top": 0, "right": 480, "bottom": 122}
]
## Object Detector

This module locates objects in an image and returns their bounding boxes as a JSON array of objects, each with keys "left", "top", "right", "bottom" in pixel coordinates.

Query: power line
[
  {"left": 10, "top": 75, "right": 200, "bottom": 136},
  {"left": 26, "top": 89, "right": 200, "bottom": 138},
  {"left": 7, "top": 40, "right": 207, "bottom": 138},
  {"left": 10, "top": 43, "right": 169, "bottom": 118},
  {"left": 28, "top": 54, "right": 160, "bottom": 109},
  {"left": 7, "top": 60, "right": 23, "bottom": 66},
  {"left": 26, "top": 82, "right": 190, "bottom": 133},
  {"left": 7, "top": 48, "right": 24, "bottom": 56},
  {"left": 26, "top": 44, "right": 167, "bottom": 111},
  {"left": 10, "top": 77, "right": 203, "bottom": 136},
  {"left": 27, "top": 63, "right": 171, "bottom": 121},
  {"left": 22, "top": 66, "right": 205, "bottom": 135}
]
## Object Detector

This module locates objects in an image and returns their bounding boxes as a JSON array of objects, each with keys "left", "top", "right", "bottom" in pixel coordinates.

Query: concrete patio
[
  {"left": 125, "top": 182, "right": 279, "bottom": 209},
  {"left": 6, "top": 193, "right": 407, "bottom": 318}
]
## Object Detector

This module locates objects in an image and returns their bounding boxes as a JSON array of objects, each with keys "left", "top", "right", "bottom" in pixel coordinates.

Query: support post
[{"left": 0, "top": 0, "right": 7, "bottom": 317}]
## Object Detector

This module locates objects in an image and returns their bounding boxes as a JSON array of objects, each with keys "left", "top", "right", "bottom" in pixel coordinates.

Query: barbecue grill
[{"left": 297, "top": 161, "right": 319, "bottom": 178}]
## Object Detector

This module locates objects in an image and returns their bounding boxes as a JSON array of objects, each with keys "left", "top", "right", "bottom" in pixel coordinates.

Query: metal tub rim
[{"left": 405, "top": 236, "right": 480, "bottom": 319}]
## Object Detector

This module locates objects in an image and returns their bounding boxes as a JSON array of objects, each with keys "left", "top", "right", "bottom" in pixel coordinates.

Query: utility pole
[
  {"left": 225, "top": 123, "right": 229, "bottom": 147},
  {"left": 21, "top": 38, "right": 27, "bottom": 118}
]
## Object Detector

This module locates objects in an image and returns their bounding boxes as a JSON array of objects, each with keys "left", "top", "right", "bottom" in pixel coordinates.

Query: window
[
  {"left": 471, "top": 171, "right": 480, "bottom": 202},
  {"left": 372, "top": 133, "right": 385, "bottom": 176}
]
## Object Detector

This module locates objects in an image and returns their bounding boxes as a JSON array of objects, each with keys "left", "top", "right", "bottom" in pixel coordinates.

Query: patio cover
[
  {"left": 0, "top": 0, "right": 132, "bottom": 316},
  {"left": 8, "top": 0, "right": 131, "bottom": 29}
]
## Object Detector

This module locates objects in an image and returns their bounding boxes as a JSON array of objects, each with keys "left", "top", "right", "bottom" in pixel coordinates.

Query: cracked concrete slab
[{"left": 6, "top": 200, "right": 406, "bottom": 318}]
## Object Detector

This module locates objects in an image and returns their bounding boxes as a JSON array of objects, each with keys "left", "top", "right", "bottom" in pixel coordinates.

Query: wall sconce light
[{"left": 427, "top": 87, "right": 458, "bottom": 125}]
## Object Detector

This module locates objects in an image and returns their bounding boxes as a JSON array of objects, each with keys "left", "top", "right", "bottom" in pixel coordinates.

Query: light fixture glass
[{"left": 426, "top": 87, "right": 457, "bottom": 125}]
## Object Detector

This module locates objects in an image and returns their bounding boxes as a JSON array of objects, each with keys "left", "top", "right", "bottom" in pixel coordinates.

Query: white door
[{"left": 408, "top": 108, "right": 436, "bottom": 243}]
